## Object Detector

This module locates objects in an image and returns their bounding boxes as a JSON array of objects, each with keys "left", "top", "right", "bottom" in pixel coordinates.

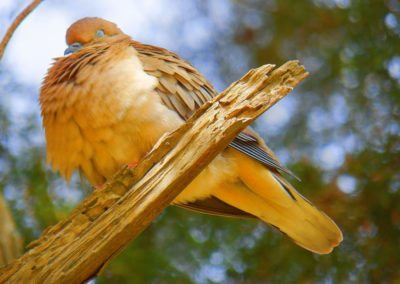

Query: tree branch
[
  {"left": 0, "top": 61, "right": 308, "bottom": 283},
  {"left": 0, "top": 0, "right": 41, "bottom": 270},
  {"left": 0, "top": 0, "right": 43, "bottom": 61}
]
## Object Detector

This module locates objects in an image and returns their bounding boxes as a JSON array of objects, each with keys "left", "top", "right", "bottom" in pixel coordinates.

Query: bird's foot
[
  {"left": 127, "top": 160, "right": 140, "bottom": 169},
  {"left": 93, "top": 184, "right": 106, "bottom": 192}
]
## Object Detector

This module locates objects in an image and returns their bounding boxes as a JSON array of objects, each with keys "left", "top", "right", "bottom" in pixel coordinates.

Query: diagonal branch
[{"left": 0, "top": 60, "right": 308, "bottom": 283}]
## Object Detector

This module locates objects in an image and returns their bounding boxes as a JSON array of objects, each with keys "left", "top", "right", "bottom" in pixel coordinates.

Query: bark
[
  {"left": 0, "top": 196, "right": 22, "bottom": 267},
  {"left": 0, "top": 61, "right": 308, "bottom": 283}
]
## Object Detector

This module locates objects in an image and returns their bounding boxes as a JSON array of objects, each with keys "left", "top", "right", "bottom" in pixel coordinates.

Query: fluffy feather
[{"left": 40, "top": 17, "right": 342, "bottom": 254}]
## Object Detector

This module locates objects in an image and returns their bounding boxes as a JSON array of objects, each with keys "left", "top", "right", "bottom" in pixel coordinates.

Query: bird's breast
[{"left": 41, "top": 46, "right": 183, "bottom": 185}]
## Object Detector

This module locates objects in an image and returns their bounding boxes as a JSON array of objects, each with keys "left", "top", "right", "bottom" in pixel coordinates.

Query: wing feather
[
  {"left": 132, "top": 40, "right": 298, "bottom": 215},
  {"left": 176, "top": 196, "right": 255, "bottom": 219}
]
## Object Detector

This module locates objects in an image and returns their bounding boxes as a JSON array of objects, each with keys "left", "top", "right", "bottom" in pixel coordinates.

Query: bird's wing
[
  {"left": 176, "top": 196, "right": 255, "bottom": 219},
  {"left": 231, "top": 128, "right": 298, "bottom": 179},
  {"left": 133, "top": 40, "right": 296, "bottom": 216},
  {"left": 132, "top": 41, "right": 214, "bottom": 119}
]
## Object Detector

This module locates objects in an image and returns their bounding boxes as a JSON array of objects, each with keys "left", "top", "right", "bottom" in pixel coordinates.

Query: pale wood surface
[
  {"left": 0, "top": 196, "right": 22, "bottom": 267},
  {"left": 0, "top": 61, "right": 307, "bottom": 283}
]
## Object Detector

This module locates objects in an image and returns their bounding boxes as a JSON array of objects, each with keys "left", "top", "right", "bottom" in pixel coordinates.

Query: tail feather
[
  {"left": 273, "top": 174, "right": 343, "bottom": 245},
  {"left": 214, "top": 179, "right": 342, "bottom": 254},
  {"left": 215, "top": 152, "right": 343, "bottom": 254}
]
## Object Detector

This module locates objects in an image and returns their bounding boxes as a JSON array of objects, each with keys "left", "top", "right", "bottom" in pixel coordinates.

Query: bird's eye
[{"left": 95, "top": 29, "right": 105, "bottom": 38}]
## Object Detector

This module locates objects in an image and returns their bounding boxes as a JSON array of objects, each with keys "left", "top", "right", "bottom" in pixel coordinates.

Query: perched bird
[{"left": 40, "top": 17, "right": 342, "bottom": 254}]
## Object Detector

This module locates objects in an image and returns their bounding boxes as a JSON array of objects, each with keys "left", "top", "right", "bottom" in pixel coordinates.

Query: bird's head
[{"left": 65, "top": 17, "right": 123, "bottom": 55}]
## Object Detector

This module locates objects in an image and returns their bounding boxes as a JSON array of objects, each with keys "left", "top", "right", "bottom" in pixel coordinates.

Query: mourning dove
[{"left": 40, "top": 17, "right": 342, "bottom": 254}]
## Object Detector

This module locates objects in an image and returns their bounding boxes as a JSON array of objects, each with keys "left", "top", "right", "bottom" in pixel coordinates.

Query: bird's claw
[
  {"left": 93, "top": 184, "right": 106, "bottom": 192},
  {"left": 127, "top": 160, "right": 140, "bottom": 169}
]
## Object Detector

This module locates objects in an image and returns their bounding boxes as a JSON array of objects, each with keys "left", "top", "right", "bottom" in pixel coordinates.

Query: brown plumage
[{"left": 40, "top": 17, "right": 342, "bottom": 254}]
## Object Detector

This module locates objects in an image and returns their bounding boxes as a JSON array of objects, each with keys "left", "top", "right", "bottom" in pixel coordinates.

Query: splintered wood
[{"left": 0, "top": 61, "right": 308, "bottom": 283}]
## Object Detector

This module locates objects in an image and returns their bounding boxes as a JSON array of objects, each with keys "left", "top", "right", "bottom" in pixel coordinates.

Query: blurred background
[{"left": 0, "top": 0, "right": 399, "bottom": 283}]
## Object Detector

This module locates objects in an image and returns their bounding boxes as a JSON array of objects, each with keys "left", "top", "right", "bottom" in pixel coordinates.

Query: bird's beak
[{"left": 64, "top": 43, "right": 82, "bottom": 55}]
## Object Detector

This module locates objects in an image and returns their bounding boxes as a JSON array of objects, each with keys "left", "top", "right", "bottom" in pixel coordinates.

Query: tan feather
[
  {"left": 174, "top": 73, "right": 194, "bottom": 91},
  {"left": 176, "top": 83, "right": 196, "bottom": 111},
  {"left": 157, "top": 90, "right": 175, "bottom": 110},
  {"left": 168, "top": 91, "right": 188, "bottom": 118},
  {"left": 159, "top": 75, "right": 178, "bottom": 94},
  {"left": 39, "top": 17, "right": 342, "bottom": 254}
]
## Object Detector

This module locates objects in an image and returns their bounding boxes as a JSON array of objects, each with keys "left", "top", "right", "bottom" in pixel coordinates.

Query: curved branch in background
[
  {"left": 0, "top": 0, "right": 42, "bottom": 267},
  {"left": 0, "top": 0, "right": 43, "bottom": 61}
]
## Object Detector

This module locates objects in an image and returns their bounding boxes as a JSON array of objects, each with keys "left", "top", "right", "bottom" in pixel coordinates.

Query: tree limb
[
  {"left": 0, "top": 60, "right": 308, "bottom": 283},
  {"left": 0, "top": 0, "right": 41, "bottom": 270},
  {"left": 0, "top": 0, "right": 43, "bottom": 61}
]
